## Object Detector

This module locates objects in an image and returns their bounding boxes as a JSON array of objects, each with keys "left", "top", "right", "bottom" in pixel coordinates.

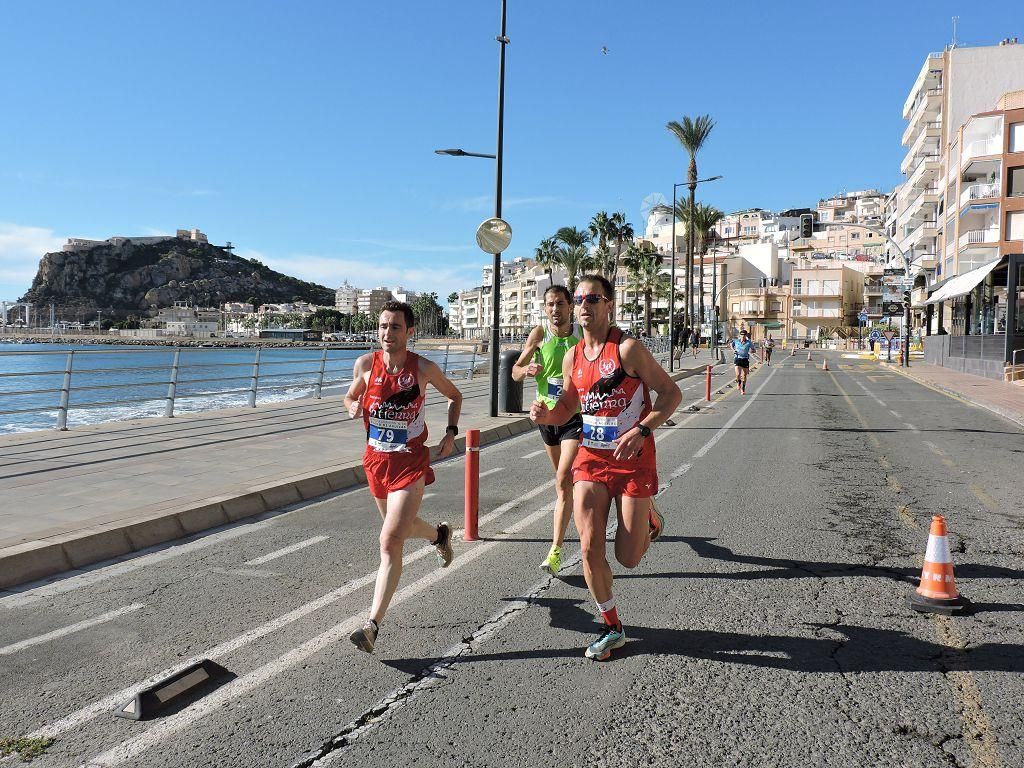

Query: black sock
[{"left": 431, "top": 524, "right": 447, "bottom": 547}]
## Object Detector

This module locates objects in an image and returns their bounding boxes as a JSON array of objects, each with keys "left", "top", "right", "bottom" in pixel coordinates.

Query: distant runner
[
  {"left": 763, "top": 333, "right": 775, "bottom": 366},
  {"left": 512, "top": 285, "right": 581, "bottom": 576},
  {"left": 344, "top": 301, "right": 463, "bottom": 653},
  {"left": 689, "top": 328, "right": 700, "bottom": 358},
  {"left": 531, "top": 274, "right": 682, "bottom": 661},
  {"left": 731, "top": 328, "right": 753, "bottom": 394}
]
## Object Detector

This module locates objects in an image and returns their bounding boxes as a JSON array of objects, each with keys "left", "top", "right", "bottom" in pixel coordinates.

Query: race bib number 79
[{"left": 368, "top": 417, "right": 409, "bottom": 452}]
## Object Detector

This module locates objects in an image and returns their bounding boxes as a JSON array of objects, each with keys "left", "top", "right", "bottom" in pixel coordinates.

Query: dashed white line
[
  {"left": 0, "top": 604, "right": 144, "bottom": 656},
  {"left": 479, "top": 467, "right": 504, "bottom": 478},
  {"left": 244, "top": 535, "right": 329, "bottom": 566},
  {"left": 693, "top": 365, "right": 780, "bottom": 459},
  {"left": 520, "top": 449, "right": 546, "bottom": 459},
  {"left": 889, "top": 409, "right": 901, "bottom": 418}
]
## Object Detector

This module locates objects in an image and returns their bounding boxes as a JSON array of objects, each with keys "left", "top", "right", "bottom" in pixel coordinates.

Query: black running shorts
[
  {"left": 734, "top": 357, "right": 750, "bottom": 369},
  {"left": 537, "top": 412, "right": 584, "bottom": 447}
]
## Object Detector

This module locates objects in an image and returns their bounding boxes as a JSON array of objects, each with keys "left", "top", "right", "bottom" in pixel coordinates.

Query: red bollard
[
  {"left": 705, "top": 365, "right": 712, "bottom": 401},
  {"left": 463, "top": 428, "right": 480, "bottom": 541}
]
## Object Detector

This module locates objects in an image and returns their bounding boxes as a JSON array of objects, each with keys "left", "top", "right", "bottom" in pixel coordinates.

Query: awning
[
  {"left": 925, "top": 258, "right": 1004, "bottom": 304},
  {"left": 759, "top": 321, "right": 783, "bottom": 329},
  {"left": 959, "top": 202, "right": 999, "bottom": 217}
]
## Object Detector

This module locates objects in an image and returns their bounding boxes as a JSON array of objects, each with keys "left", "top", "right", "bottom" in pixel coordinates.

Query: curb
[
  {"left": 881, "top": 363, "right": 1024, "bottom": 429},
  {"left": 0, "top": 362, "right": 708, "bottom": 592}
]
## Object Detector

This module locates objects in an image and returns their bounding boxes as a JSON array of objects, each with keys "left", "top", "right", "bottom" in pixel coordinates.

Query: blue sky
[{"left": 1, "top": 1, "right": 1021, "bottom": 304}]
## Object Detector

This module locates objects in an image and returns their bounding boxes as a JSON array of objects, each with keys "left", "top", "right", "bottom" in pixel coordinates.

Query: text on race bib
[
  {"left": 546, "top": 377, "right": 564, "bottom": 399},
  {"left": 582, "top": 414, "right": 619, "bottom": 450},
  {"left": 368, "top": 417, "right": 409, "bottom": 452}
]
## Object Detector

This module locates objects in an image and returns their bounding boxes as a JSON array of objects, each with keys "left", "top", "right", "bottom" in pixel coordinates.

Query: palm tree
[
  {"left": 677, "top": 202, "right": 725, "bottom": 326},
  {"left": 666, "top": 114, "right": 715, "bottom": 328},
  {"left": 588, "top": 211, "right": 613, "bottom": 253},
  {"left": 608, "top": 211, "right": 634, "bottom": 278},
  {"left": 623, "top": 242, "right": 668, "bottom": 337},
  {"left": 554, "top": 226, "right": 594, "bottom": 294},
  {"left": 533, "top": 237, "right": 559, "bottom": 281},
  {"left": 591, "top": 245, "right": 616, "bottom": 279}
]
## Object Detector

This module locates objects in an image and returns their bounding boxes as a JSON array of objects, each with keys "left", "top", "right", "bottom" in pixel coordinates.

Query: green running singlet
[{"left": 535, "top": 323, "right": 581, "bottom": 409}]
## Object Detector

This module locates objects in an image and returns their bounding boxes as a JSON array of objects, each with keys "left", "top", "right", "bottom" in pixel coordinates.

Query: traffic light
[
  {"left": 903, "top": 290, "right": 911, "bottom": 309},
  {"left": 799, "top": 214, "right": 813, "bottom": 239}
]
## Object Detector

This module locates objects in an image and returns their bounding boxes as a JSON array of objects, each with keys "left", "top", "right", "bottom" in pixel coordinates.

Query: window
[
  {"left": 1009, "top": 211, "right": 1024, "bottom": 242},
  {"left": 1010, "top": 167, "right": 1024, "bottom": 197},
  {"left": 1011, "top": 122, "right": 1024, "bottom": 153},
  {"left": 793, "top": 278, "right": 803, "bottom": 294},
  {"left": 851, "top": 233, "right": 860, "bottom": 240}
]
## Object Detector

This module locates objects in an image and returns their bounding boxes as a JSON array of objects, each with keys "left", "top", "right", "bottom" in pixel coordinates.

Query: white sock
[{"left": 597, "top": 597, "right": 615, "bottom": 613}]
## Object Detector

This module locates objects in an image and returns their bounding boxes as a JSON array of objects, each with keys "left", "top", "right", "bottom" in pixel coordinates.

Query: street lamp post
[
  {"left": 434, "top": 0, "right": 508, "bottom": 417},
  {"left": 668, "top": 175, "right": 722, "bottom": 373}
]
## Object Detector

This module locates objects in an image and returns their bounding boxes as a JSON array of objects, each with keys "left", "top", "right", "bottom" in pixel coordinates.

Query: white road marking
[
  {"left": 521, "top": 449, "right": 546, "bottom": 459},
  {"left": 889, "top": 409, "right": 901, "bottom": 418},
  {"left": 478, "top": 467, "right": 505, "bottom": 478},
  {"left": 1, "top": 435, "right": 528, "bottom": 607},
  {"left": 82, "top": 501, "right": 558, "bottom": 768},
  {"left": 422, "top": 493, "right": 435, "bottom": 499},
  {"left": 904, "top": 423, "right": 919, "bottom": 432},
  {"left": 244, "top": 535, "right": 329, "bottom": 566},
  {"left": 0, "top": 604, "right": 144, "bottom": 656},
  {"left": 28, "top": 479, "right": 556, "bottom": 742},
  {"left": 693, "top": 365, "right": 780, "bottom": 459},
  {"left": 851, "top": 377, "right": 887, "bottom": 407}
]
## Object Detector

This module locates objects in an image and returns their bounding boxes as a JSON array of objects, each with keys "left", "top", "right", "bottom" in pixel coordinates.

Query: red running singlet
[
  {"left": 361, "top": 350, "right": 434, "bottom": 498},
  {"left": 569, "top": 327, "right": 658, "bottom": 498}
]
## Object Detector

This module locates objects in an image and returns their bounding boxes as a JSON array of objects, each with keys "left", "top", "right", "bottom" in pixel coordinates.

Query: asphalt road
[{"left": 1, "top": 351, "right": 1021, "bottom": 768}]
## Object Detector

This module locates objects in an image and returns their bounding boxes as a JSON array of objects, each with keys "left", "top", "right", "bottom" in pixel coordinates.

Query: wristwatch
[
  {"left": 637, "top": 423, "right": 652, "bottom": 438},
  {"left": 446, "top": 425, "right": 459, "bottom": 436}
]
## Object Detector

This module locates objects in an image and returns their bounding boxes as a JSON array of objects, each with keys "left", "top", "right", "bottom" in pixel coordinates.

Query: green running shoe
[
  {"left": 585, "top": 624, "right": 626, "bottom": 661},
  {"left": 539, "top": 545, "right": 562, "bottom": 575}
]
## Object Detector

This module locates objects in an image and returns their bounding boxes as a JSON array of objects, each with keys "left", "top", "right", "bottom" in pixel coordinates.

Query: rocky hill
[{"left": 19, "top": 238, "right": 334, "bottom": 318}]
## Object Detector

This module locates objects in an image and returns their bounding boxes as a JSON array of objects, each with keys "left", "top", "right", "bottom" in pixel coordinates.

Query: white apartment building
[
  {"left": 451, "top": 258, "right": 566, "bottom": 338},
  {"left": 335, "top": 281, "right": 358, "bottom": 313},
  {"left": 896, "top": 40, "right": 1024, "bottom": 378}
]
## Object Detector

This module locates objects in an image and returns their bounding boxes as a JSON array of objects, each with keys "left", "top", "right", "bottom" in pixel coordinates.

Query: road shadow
[
  {"left": 617, "top": 537, "right": 1024, "bottom": 585},
  {"left": 383, "top": 597, "right": 1024, "bottom": 676}
]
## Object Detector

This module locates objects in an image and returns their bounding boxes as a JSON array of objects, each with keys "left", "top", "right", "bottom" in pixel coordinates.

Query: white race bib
[
  {"left": 368, "top": 417, "right": 409, "bottom": 452},
  {"left": 546, "top": 377, "right": 564, "bottom": 399},
  {"left": 582, "top": 414, "right": 619, "bottom": 450}
]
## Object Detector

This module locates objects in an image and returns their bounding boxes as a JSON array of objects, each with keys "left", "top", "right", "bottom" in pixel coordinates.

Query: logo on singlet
[
  {"left": 397, "top": 371, "right": 416, "bottom": 390},
  {"left": 599, "top": 358, "right": 616, "bottom": 377}
]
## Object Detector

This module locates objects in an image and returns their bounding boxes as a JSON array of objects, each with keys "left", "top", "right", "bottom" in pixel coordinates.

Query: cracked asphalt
[{"left": 1, "top": 352, "right": 1021, "bottom": 768}]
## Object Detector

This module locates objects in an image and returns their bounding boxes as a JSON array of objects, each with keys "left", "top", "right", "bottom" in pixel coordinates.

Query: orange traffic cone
[
  {"left": 909, "top": 515, "right": 971, "bottom": 615},
  {"left": 822, "top": 359, "right": 829, "bottom": 371}
]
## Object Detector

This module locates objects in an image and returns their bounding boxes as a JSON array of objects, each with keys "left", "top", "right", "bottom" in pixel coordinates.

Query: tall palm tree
[
  {"left": 554, "top": 226, "right": 594, "bottom": 294},
  {"left": 608, "top": 211, "right": 634, "bottom": 278},
  {"left": 666, "top": 114, "right": 715, "bottom": 329},
  {"left": 623, "top": 242, "right": 668, "bottom": 337},
  {"left": 533, "top": 237, "right": 559, "bottom": 281},
  {"left": 677, "top": 202, "right": 725, "bottom": 326},
  {"left": 588, "top": 211, "right": 613, "bottom": 253}
]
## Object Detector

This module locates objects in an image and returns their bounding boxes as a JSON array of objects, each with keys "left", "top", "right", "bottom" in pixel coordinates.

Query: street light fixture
[
  {"left": 434, "top": 0, "right": 508, "bottom": 417},
  {"left": 669, "top": 175, "right": 722, "bottom": 372}
]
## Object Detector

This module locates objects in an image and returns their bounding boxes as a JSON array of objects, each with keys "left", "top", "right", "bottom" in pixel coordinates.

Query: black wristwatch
[
  {"left": 637, "top": 423, "right": 652, "bottom": 438},
  {"left": 446, "top": 425, "right": 459, "bottom": 436}
]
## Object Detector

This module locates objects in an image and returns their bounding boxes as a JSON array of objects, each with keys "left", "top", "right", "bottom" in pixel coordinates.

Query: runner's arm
[
  {"left": 343, "top": 354, "right": 372, "bottom": 419},
  {"left": 423, "top": 358, "right": 463, "bottom": 458},
  {"left": 530, "top": 347, "right": 579, "bottom": 425},
  {"left": 621, "top": 337, "right": 682, "bottom": 432},
  {"left": 512, "top": 326, "right": 545, "bottom": 382}
]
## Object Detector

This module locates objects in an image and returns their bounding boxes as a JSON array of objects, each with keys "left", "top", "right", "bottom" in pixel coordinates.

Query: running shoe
[
  {"left": 539, "top": 545, "right": 562, "bottom": 575},
  {"left": 649, "top": 498, "right": 665, "bottom": 542},
  {"left": 585, "top": 624, "right": 626, "bottom": 661},
  {"left": 434, "top": 522, "right": 454, "bottom": 568},
  {"left": 349, "top": 620, "right": 378, "bottom": 653}
]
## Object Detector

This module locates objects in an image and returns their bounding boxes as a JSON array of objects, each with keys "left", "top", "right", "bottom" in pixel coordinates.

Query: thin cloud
[
  {"left": 0, "top": 222, "right": 65, "bottom": 298},
  {"left": 336, "top": 238, "right": 475, "bottom": 254}
]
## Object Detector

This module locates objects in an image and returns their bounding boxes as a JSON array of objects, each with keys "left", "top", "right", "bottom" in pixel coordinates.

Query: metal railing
[
  {"left": 958, "top": 228, "right": 1000, "bottom": 248},
  {"left": 0, "top": 344, "right": 482, "bottom": 432},
  {"left": 959, "top": 183, "right": 1000, "bottom": 207}
]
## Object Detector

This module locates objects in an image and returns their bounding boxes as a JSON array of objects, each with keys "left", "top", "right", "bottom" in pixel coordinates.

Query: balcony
[
  {"left": 900, "top": 125, "right": 942, "bottom": 173},
  {"left": 902, "top": 117, "right": 942, "bottom": 149},
  {"left": 961, "top": 137, "right": 1002, "bottom": 168},
  {"left": 903, "top": 219, "right": 938, "bottom": 249},
  {"left": 959, "top": 182, "right": 1000, "bottom": 208},
  {"left": 906, "top": 154, "right": 940, "bottom": 189},
  {"left": 904, "top": 86, "right": 943, "bottom": 125},
  {"left": 958, "top": 228, "right": 1000, "bottom": 249},
  {"left": 900, "top": 185, "right": 940, "bottom": 227}
]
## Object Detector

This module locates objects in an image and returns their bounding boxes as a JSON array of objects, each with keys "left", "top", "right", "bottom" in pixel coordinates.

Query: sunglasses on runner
[{"left": 573, "top": 293, "right": 609, "bottom": 305}]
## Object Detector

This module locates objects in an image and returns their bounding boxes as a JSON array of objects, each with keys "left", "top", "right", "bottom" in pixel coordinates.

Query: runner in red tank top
[
  {"left": 344, "top": 301, "right": 463, "bottom": 654},
  {"left": 531, "top": 275, "right": 681, "bottom": 661}
]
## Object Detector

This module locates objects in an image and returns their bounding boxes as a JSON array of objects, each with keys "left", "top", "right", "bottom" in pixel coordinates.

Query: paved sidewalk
[
  {"left": 0, "top": 360, "right": 709, "bottom": 590},
  {"left": 882, "top": 361, "right": 1024, "bottom": 428}
]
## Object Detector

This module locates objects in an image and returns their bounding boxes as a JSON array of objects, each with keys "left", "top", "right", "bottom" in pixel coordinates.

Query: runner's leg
[
  {"left": 369, "top": 478, "right": 433, "bottom": 624},
  {"left": 574, "top": 480, "right": 613, "bottom": 604},
  {"left": 553, "top": 439, "right": 578, "bottom": 547},
  {"left": 613, "top": 494, "right": 653, "bottom": 568}
]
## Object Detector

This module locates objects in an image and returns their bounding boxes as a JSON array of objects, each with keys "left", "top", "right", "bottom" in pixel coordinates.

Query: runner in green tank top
[{"left": 513, "top": 285, "right": 583, "bottom": 575}]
